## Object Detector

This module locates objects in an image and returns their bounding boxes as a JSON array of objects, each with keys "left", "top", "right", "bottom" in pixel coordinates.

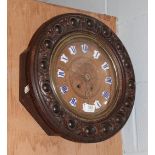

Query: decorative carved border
[{"left": 26, "top": 13, "right": 135, "bottom": 143}]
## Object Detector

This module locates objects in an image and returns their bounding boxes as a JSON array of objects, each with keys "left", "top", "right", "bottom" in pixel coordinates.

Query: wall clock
[{"left": 19, "top": 13, "right": 135, "bottom": 143}]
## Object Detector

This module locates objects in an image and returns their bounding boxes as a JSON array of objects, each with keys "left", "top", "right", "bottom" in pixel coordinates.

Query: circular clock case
[{"left": 20, "top": 13, "right": 135, "bottom": 143}]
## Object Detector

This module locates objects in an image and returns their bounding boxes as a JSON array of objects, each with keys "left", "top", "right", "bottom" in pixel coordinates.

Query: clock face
[{"left": 50, "top": 34, "right": 118, "bottom": 120}]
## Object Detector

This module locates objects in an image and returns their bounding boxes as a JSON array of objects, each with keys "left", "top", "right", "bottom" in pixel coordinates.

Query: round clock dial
[
  {"left": 23, "top": 13, "right": 135, "bottom": 143},
  {"left": 50, "top": 35, "right": 118, "bottom": 120}
]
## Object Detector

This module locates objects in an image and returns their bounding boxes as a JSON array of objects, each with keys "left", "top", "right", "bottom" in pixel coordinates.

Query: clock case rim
[{"left": 19, "top": 13, "right": 135, "bottom": 143}]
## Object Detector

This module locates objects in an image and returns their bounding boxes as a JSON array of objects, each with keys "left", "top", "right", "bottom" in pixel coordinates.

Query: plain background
[{"left": 39, "top": 0, "right": 148, "bottom": 155}]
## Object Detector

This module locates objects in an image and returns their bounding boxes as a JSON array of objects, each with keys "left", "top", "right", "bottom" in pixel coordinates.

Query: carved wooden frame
[{"left": 19, "top": 13, "right": 135, "bottom": 143}]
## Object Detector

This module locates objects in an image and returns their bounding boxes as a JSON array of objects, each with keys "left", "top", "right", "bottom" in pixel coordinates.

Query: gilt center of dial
[
  {"left": 85, "top": 74, "right": 91, "bottom": 81},
  {"left": 69, "top": 57, "right": 100, "bottom": 99}
]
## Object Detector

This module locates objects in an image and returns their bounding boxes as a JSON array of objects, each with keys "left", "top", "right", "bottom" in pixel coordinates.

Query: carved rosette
[{"left": 26, "top": 13, "right": 135, "bottom": 143}]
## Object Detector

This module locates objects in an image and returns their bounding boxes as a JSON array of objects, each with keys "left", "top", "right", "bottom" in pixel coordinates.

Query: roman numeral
[
  {"left": 93, "top": 50, "right": 101, "bottom": 59},
  {"left": 94, "top": 100, "right": 102, "bottom": 109},
  {"left": 81, "top": 44, "right": 88, "bottom": 53},
  {"left": 101, "top": 62, "right": 109, "bottom": 70},
  {"left": 102, "top": 91, "right": 110, "bottom": 100},
  {"left": 60, "top": 54, "right": 68, "bottom": 63},
  {"left": 69, "top": 98, "right": 77, "bottom": 107},
  {"left": 60, "top": 85, "right": 68, "bottom": 94},
  {"left": 105, "top": 77, "right": 112, "bottom": 85},
  {"left": 57, "top": 69, "right": 65, "bottom": 78},
  {"left": 68, "top": 46, "right": 77, "bottom": 55}
]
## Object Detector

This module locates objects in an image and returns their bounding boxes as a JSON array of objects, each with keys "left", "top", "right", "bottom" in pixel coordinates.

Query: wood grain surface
[{"left": 8, "top": 0, "right": 122, "bottom": 154}]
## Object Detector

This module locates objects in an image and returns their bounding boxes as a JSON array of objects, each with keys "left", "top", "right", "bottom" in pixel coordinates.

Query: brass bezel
[{"left": 49, "top": 32, "right": 120, "bottom": 121}]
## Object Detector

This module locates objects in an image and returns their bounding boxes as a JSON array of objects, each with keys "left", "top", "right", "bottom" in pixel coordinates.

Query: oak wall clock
[{"left": 19, "top": 13, "right": 135, "bottom": 143}]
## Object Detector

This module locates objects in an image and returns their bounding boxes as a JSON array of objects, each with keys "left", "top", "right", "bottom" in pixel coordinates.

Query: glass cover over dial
[{"left": 50, "top": 34, "right": 118, "bottom": 120}]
